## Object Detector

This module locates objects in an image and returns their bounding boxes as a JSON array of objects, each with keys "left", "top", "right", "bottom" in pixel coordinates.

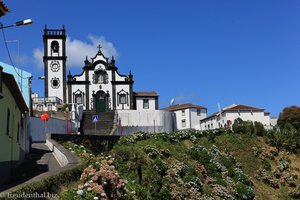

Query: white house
[
  {"left": 32, "top": 92, "right": 63, "bottom": 112},
  {"left": 134, "top": 92, "right": 158, "bottom": 110},
  {"left": 162, "top": 103, "right": 207, "bottom": 130},
  {"left": 200, "top": 104, "right": 271, "bottom": 130}
]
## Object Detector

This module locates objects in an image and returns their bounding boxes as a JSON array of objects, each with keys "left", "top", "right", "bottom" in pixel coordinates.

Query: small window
[
  {"left": 197, "top": 109, "right": 201, "bottom": 116},
  {"left": 53, "top": 79, "right": 58, "bottom": 87},
  {"left": 143, "top": 99, "right": 149, "bottom": 109},
  {"left": 182, "top": 110, "right": 185, "bottom": 116},
  {"left": 37, "top": 105, "right": 43, "bottom": 111},
  {"left": 182, "top": 119, "right": 186, "bottom": 127},
  {"left": 119, "top": 94, "right": 126, "bottom": 104},
  {"left": 75, "top": 94, "right": 83, "bottom": 104},
  {"left": 48, "top": 104, "right": 53, "bottom": 111}
]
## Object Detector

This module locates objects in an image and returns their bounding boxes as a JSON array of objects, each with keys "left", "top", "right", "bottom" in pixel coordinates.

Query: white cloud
[
  {"left": 33, "top": 48, "right": 44, "bottom": 68},
  {"left": 33, "top": 35, "right": 119, "bottom": 69},
  {"left": 173, "top": 93, "right": 203, "bottom": 105}
]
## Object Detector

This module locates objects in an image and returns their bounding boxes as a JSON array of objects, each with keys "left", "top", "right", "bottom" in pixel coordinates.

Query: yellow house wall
[{"left": 0, "top": 83, "right": 22, "bottom": 162}]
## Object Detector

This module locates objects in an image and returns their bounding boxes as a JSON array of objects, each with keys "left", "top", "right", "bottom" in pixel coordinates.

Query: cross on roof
[{"left": 97, "top": 44, "right": 102, "bottom": 52}]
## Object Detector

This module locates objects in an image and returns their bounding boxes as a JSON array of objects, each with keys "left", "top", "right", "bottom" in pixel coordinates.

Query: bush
[
  {"left": 264, "top": 125, "right": 300, "bottom": 152},
  {"left": 254, "top": 121, "right": 266, "bottom": 136},
  {"left": 156, "top": 187, "right": 173, "bottom": 200},
  {"left": 5, "top": 164, "right": 84, "bottom": 200},
  {"left": 232, "top": 118, "right": 255, "bottom": 135},
  {"left": 235, "top": 182, "right": 255, "bottom": 200}
]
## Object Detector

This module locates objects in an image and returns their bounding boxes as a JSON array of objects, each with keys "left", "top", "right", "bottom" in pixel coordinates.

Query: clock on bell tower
[{"left": 43, "top": 25, "right": 67, "bottom": 103}]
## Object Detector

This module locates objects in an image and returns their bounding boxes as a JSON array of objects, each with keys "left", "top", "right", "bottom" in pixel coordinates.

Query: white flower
[
  {"left": 77, "top": 189, "right": 84, "bottom": 196},
  {"left": 84, "top": 182, "right": 89, "bottom": 187},
  {"left": 93, "top": 197, "right": 99, "bottom": 200},
  {"left": 101, "top": 192, "right": 106, "bottom": 197}
]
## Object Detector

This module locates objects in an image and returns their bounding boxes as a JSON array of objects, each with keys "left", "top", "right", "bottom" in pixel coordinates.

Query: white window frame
[
  {"left": 182, "top": 119, "right": 186, "bottom": 127},
  {"left": 143, "top": 99, "right": 149, "bottom": 109}
]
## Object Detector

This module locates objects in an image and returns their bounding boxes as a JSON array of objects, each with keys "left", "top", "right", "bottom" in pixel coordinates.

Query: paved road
[
  {"left": 0, "top": 142, "right": 61, "bottom": 192},
  {"left": 31, "top": 143, "right": 61, "bottom": 172}
]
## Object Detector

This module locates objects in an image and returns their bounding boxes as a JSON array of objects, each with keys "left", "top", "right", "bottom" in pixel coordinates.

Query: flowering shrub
[
  {"left": 189, "top": 144, "right": 255, "bottom": 199},
  {"left": 61, "top": 142, "right": 131, "bottom": 200},
  {"left": 118, "top": 129, "right": 229, "bottom": 145},
  {"left": 64, "top": 141, "right": 94, "bottom": 163},
  {"left": 78, "top": 157, "right": 128, "bottom": 199},
  {"left": 288, "top": 186, "right": 300, "bottom": 199},
  {"left": 143, "top": 146, "right": 160, "bottom": 159},
  {"left": 165, "top": 161, "right": 203, "bottom": 199},
  {"left": 255, "top": 149, "right": 299, "bottom": 191}
]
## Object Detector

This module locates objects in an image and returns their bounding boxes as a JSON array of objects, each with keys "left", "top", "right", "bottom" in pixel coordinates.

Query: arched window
[
  {"left": 93, "top": 70, "right": 108, "bottom": 84},
  {"left": 51, "top": 41, "right": 59, "bottom": 53}
]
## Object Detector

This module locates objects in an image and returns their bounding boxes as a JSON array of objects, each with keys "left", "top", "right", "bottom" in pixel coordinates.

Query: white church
[
  {"left": 37, "top": 26, "right": 158, "bottom": 112},
  {"left": 32, "top": 26, "right": 173, "bottom": 134}
]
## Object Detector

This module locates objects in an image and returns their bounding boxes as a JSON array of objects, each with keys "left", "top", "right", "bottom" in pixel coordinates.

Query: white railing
[{"left": 32, "top": 96, "right": 63, "bottom": 104}]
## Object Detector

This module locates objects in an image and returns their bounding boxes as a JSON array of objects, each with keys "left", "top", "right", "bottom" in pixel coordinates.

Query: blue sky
[{"left": 1, "top": 0, "right": 300, "bottom": 117}]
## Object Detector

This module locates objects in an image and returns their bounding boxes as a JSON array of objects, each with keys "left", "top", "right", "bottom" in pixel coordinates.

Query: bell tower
[{"left": 43, "top": 25, "right": 67, "bottom": 103}]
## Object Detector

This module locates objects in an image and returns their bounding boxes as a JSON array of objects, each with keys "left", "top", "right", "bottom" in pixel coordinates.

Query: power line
[{"left": 1, "top": 28, "right": 29, "bottom": 80}]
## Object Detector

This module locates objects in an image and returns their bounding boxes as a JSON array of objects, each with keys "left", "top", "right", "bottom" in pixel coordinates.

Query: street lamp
[{"left": 0, "top": 19, "right": 32, "bottom": 29}]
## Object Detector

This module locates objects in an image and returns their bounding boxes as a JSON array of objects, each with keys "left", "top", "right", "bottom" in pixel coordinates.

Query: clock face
[{"left": 50, "top": 61, "right": 60, "bottom": 72}]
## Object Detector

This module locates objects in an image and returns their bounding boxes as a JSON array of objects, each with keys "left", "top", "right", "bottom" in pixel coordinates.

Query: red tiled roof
[
  {"left": 2, "top": 72, "right": 28, "bottom": 112},
  {"left": 201, "top": 104, "right": 266, "bottom": 122},
  {"left": 161, "top": 103, "right": 207, "bottom": 111},
  {"left": 224, "top": 104, "right": 264, "bottom": 111},
  {"left": 0, "top": 0, "right": 10, "bottom": 17},
  {"left": 134, "top": 91, "right": 158, "bottom": 97}
]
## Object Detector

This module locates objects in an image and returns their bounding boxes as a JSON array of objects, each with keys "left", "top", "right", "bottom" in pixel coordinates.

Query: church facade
[{"left": 42, "top": 26, "right": 158, "bottom": 112}]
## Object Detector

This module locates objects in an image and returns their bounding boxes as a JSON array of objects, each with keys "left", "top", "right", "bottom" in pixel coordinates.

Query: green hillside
[{"left": 58, "top": 128, "right": 300, "bottom": 200}]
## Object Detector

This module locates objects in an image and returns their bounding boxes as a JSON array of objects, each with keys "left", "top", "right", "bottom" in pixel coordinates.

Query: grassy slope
[{"left": 110, "top": 133, "right": 300, "bottom": 200}]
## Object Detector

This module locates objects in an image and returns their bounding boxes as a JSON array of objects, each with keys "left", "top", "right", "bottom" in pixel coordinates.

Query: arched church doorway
[{"left": 94, "top": 90, "right": 108, "bottom": 113}]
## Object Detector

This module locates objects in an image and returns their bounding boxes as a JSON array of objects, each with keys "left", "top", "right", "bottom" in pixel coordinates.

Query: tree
[{"left": 278, "top": 106, "right": 300, "bottom": 131}]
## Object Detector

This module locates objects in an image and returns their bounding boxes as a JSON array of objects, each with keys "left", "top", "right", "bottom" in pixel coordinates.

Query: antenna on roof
[{"left": 170, "top": 98, "right": 175, "bottom": 106}]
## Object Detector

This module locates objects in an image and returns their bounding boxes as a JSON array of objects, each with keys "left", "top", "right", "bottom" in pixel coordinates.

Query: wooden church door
[{"left": 95, "top": 90, "right": 107, "bottom": 113}]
